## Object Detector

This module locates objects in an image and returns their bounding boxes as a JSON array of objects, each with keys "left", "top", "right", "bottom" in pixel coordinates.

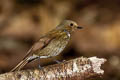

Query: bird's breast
[{"left": 37, "top": 33, "right": 70, "bottom": 58}]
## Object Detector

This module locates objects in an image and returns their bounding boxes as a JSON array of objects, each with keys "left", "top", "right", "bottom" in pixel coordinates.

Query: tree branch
[{"left": 0, "top": 56, "right": 106, "bottom": 80}]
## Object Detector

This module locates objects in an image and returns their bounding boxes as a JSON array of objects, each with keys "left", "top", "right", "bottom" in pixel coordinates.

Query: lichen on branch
[{"left": 0, "top": 56, "right": 106, "bottom": 80}]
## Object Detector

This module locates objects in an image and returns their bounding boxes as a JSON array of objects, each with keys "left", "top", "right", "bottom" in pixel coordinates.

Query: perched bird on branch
[{"left": 11, "top": 20, "right": 82, "bottom": 72}]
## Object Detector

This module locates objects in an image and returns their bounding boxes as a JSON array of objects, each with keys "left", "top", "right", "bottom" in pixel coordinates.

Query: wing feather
[{"left": 23, "top": 36, "right": 55, "bottom": 59}]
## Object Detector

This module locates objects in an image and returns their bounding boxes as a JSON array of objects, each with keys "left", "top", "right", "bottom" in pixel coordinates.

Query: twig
[{"left": 0, "top": 56, "right": 106, "bottom": 80}]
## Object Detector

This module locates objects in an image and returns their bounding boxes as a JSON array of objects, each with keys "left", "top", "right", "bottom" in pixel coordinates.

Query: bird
[{"left": 10, "top": 20, "right": 83, "bottom": 72}]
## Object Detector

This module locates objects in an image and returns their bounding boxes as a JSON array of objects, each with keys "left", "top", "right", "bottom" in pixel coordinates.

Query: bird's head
[{"left": 56, "top": 20, "right": 83, "bottom": 33}]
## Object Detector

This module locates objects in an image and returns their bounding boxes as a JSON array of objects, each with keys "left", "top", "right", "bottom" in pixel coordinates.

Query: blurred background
[{"left": 0, "top": 0, "right": 120, "bottom": 79}]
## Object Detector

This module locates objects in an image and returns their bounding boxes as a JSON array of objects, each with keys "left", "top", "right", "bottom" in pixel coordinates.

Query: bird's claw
[
  {"left": 63, "top": 60, "right": 66, "bottom": 62},
  {"left": 38, "top": 65, "right": 43, "bottom": 69},
  {"left": 54, "top": 60, "right": 66, "bottom": 64},
  {"left": 54, "top": 60, "right": 61, "bottom": 64}
]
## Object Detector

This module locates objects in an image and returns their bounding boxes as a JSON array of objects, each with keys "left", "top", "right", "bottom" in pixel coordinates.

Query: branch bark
[{"left": 0, "top": 56, "right": 106, "bottom": 80}]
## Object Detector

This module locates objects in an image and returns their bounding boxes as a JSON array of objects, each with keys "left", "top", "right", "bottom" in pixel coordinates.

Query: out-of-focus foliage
[{"left": 0, "top": 0, "right": 120, "bottom": 79}]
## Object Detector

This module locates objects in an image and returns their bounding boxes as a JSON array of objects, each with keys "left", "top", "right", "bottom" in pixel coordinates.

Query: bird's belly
[{"left": 37, "top": 37, "right": 69, "bottom": 58}]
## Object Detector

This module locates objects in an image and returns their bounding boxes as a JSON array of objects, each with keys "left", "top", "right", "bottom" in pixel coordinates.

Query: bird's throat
[{"left": 63, "top": 29, "right": 71, "bottom": 38}]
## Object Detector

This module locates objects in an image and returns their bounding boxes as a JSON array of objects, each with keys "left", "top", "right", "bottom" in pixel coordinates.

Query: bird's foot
[
  {"left": 62, "top": 60, "right": 66, "bottom": 62},
  {"left": 54, "top": 60, "right": 61, "bottom": 64},
  {"left": 38, "top": 57, "right": 43, "bottom": 70},
  {"left": 54, "top": 60, "right": 66, "bottom": 64},
  {"left": 38, "top": 64, "right": 46, "bottom": 74},
  {"left": 38, "top": 65, "right": 43, "bottom": 69}
]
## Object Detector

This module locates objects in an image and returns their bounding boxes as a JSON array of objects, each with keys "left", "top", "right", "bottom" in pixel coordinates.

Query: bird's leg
[
  {"left": 53, "top": 59, "right": 66, "bottom": 63},
  {"left": 38, "top": 57, "right": 42, "bottom": 69},
  {"left": 54, "top": 60, "right": 61, "bottom": 64},
  {"left": 62, "top": 60, "right": 66, "bottom": 62}
]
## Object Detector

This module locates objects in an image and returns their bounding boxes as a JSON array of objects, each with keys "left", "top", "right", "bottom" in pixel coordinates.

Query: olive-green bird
[{"left": 11, "top": 20, "right": 82, "bottom": 72}]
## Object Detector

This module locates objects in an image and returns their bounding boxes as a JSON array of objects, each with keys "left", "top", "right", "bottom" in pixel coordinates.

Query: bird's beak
[{"left": 77, "top": 26, "right": 83, "bottom": 29}]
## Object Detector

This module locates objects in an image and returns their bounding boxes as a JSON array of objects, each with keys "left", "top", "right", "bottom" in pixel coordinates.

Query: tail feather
[
  {"left": 11, "top": 56, "right": 38, "bottom": 72},
  {"left": 10, "top": 57, "right": 29, "bottom": 72}
]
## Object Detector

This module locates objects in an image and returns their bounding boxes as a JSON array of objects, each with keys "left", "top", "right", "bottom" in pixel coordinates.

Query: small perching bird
[{"left": 11, "top": 20, "right": 83, "bottom": 72}]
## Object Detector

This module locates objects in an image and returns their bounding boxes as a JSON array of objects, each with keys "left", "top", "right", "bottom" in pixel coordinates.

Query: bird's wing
[
  {"left": 23, "top": 36, "right": 55, "bottom": 59},
  {"left": 10, "top": 35, "right": 55, "bottom": 72}
]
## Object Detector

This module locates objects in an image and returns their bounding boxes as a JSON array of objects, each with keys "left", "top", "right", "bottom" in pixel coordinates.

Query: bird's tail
[{"left": 10, "top": 56, "right": 38, "bottom": 72}]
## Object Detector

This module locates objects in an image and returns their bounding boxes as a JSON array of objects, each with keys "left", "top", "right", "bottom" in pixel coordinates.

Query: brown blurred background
[{"left": 0, "top": 0, "right": 120, "bottom": 79}]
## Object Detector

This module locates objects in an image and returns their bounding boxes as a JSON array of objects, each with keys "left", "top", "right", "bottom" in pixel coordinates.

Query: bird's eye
[{"left": 70, "top": 23, "right": 73, "bottom": 26}]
